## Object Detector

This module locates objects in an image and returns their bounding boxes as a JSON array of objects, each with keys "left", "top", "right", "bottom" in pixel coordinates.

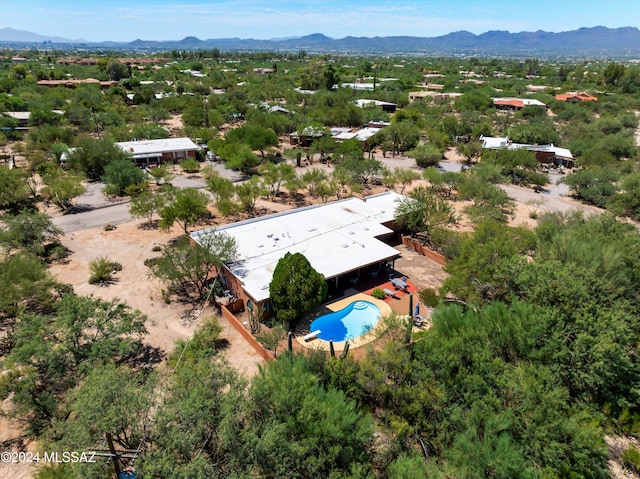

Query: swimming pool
[{"left": 310, "top": 300, "right": 381, "bottom": 342}]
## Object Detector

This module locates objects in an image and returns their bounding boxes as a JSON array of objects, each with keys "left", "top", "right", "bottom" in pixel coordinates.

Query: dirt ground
[{"left": 47, "top": 220, "right": 265, "bottom": 377}]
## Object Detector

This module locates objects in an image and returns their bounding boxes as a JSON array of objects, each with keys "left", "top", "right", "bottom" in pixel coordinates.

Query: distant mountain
[
  {"left": 0, "top": 27, "right": 85, "bottom": 43},
  {"left": 1, "top": 26, "right": 639, "bottom": 57}
]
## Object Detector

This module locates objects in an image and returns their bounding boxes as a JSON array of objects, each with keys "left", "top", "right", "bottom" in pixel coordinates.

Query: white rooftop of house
[
  {"left": 354, "top": 99, "right": 397, "bottom": 108},
  {"left": 493, "top": 97, "right": 547, "bottom": 107},
  {"left": 191, "top": 191, "right": 408, "bottom": 302},
  {"left": 115, "top": 138, "right": 199, "bottom": 158},
  {"left": 330, "top": 127, "right": 380, "bottom": 142},
  {"left": 480, "top": 136, "right": 573, "bottom": 160},
  {"left": 2, "top": 110, "right": 64, "bottom": 120},
  {"left": 340, "top": 83, "right": 375, "bottom": 91}
]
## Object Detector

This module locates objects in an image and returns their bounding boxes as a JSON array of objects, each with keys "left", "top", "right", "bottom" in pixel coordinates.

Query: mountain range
[{"left": 1, "top": 26, "right": 639, "bottom": 57}]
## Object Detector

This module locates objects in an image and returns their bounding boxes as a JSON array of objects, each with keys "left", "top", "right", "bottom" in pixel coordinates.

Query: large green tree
[
  {"left": 150, "top": 233, "right": 237, "bottom": 299},
  {"left": 159, "top": 187, "right": 210, "bottom": 234},
  {"left": 269, "top": 252, "right": 327, "bottom": 325},
  {"left": 66, "top": 137, "right": 132, "bottom": 179}
]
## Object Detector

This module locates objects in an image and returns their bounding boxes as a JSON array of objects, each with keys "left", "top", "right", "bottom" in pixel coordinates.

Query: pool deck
[{"left": 295, "top": 293, "right": 392, "bottom": 351}]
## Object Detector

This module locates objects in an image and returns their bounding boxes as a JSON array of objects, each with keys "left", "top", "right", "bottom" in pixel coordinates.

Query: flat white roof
[
  {"left": 191, "top": 191, "right": 408, "bottom": 302},
  {"left": 480, "top": 136, "right": 573, "bottom": 160},
  {"left": 116, "top": 138, "right": 199, "bottom": 157},
  {"left": 354, "top": 99, "right": 397, "bottom": 108}
]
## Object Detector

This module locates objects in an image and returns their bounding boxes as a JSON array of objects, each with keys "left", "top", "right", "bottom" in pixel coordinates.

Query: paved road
[{"left": 51, "top": 158, "right": 600, "bottom": 234}]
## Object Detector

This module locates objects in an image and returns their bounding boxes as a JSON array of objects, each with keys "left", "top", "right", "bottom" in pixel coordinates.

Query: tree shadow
[
  {"left": 137, "top": 219, "right": 160, "bottom": 230},
  {"left": 123, "top": 343, "right": 166, "bottom": 371},
  {"left": 62, "top": 204, "right": 94, "bottom": 215}
]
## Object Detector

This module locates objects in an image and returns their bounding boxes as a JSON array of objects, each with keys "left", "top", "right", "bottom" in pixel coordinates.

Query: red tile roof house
[
  {"left": 493, "top": 98, "right": 547, "bottom": 110},
  {"left": 555, "top": 92, "right": 598, "bottom": 102}
]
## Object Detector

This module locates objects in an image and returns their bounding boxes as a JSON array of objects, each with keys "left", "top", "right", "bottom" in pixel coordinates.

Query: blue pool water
[{"left": 310, "top": 300, "right": 381, "bottom": 342}]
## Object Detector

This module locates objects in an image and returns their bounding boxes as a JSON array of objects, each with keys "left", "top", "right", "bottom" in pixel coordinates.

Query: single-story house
[
  {"left": 354, "top": 99, "right": 397, "bottom": 113},
  {"left": 340, "top": 83, "right": 376, "bottom": 91},
  {"left": 480, "top": 136, "right": 574, "bottom": 168},
  {"left": 190, "top": 191, "right": 408, "bottom": 313},
  {"left": 493, "top": 98, "right": 547, "bottom": 110},
  {"left": 409, "top": 91, "right": 463, "bottom": 103},
  {"left": 1, "top": 110, "right": 64, "bottom": 130},
  {"left": 555, "top": 92, "right": 598, "bottom": 102},
  {"left": 37, "top": 78, "right": 118, "bottom": 89},
  {"left": 115, "top": 138, "right": 200, "bottom": 166},
  {"left": 289, "top": 126, "right": 327, "bottom": 147}
]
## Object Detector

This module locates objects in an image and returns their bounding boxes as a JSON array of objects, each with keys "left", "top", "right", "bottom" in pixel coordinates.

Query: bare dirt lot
[{"left": 48, "top": 220, "right": 265, "bottom": 376}]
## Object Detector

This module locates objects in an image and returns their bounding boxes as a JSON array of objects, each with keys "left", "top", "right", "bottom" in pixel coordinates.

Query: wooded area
[{"left": 0, "top": 48, "right": 639, "bottom": 478}]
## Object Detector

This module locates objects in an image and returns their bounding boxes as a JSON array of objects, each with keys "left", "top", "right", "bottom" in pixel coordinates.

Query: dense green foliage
[
  {"left": 1, "top": 49, "right": 640, "bottom": 479},
  {"left": 269, "top": 252, "right": 328, "bottom": 325}
]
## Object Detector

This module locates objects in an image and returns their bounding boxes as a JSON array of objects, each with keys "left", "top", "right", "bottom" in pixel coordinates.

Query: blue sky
[{"left": 1, "top": 0, "right": 638, "bottom": 42}]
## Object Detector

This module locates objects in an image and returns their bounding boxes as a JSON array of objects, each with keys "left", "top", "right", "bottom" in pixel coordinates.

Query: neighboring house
[
  {"left": 408, "top": 91, "right": 463, "bottom": 102},
  {"left": 1, "top": 110, "right": 64, "bottom": 130},
  {"left": 493, "top": 98, "right": 547, "bottom": 110},
  {"left": 253, "top": 67, "right": 275, "bottom": 74},
  {"left": 527, "top": 84, "right": 549, "bottom": 93},
  {"left": 37, "top": 78, "right": 118, "bottom": 89},
  {"left": 115, "top": 138, "right": 200, "bottom": 166},
  {"left": 340, "top": 83, "right": 376, "bottom": 91},
  {"left": 354, "top": 99, "right": 397, "bottom": 113},
  {"left": 330, "top": 127, "right": 381, "bottom": 146},
  {"left": 555, "top": 92, "right": 598, "bottom": 102},
  {"left": 190, "top": 191, "right": 408, "bottom": 312},
  {"left": 480, "top": 136, "right": 574, "bottom": 167},
  {"left": 289, "top": 126, "right": 327, "bottom": 147},
  {"left": 60, "top": 137, "right": 200, "bottom": 167}
]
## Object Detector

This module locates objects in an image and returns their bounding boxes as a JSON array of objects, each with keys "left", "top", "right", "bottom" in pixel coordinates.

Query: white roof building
[
  {"left": 480, "top": 136, "right": 574, "bottom": 165},
  {"left": 115, "top": 138, "right": 199, "bottom": 160},
  {"left": 191, "top": 191, "right": 408, "bottom": 303}
]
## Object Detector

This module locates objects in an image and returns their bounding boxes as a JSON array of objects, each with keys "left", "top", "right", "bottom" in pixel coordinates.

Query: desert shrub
[
  {"left": 152, "top": 245, "right": 162, "bottom": 252},
  {"left": 104, "top": 224, "right": 117, "bottom": 231},
  {"left": 180, "top": 158, "right": 200, "bottom": 173},
  {"left": 371, "top": 288, "right": 386, "bottom": 300},
  {"left": 89, "top": 256, "right": 120, "bottom": 285},
  {"left": 622, "top": 446, "right": 640, "bottom": 473}
]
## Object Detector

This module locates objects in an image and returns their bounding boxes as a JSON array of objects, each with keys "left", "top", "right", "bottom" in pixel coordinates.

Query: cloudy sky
[{"left": 1, "top": 0, "right": 638, "bottom": 42}]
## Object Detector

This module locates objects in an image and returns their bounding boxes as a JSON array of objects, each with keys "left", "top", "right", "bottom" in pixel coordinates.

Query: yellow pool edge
[{"left": 295, "top": 293, "right": 393, "bottom": 351}]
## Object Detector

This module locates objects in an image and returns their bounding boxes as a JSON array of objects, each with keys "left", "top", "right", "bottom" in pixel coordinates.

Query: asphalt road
[{"left": 51, "top": 159, "right": 600, "bottom": 235}]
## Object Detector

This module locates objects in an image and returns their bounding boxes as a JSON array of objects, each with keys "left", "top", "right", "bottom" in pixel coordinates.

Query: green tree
[
  {"left": 235, "top": 175, "right": 268, "bottom": 213},
  {"left": 7, "top": 294, "right": 147, "bottom": 434},
  {"left": 159, "top": 187, "right": 210, "bottom": 234},
  {"left": 150, "top": 233, "right": 237, "bottom": 299},
  {"left": 442, "top": 221, "right": 535, "bottom": 302},
  {"left": 129, "top": 189, "right": 171, "bottom": 226},
  {"left": 407, "top": 144, "right": 443, "bottom": 168},
  {"left": 258, "top": 162, "right": 296, "bottom": 198},
  {"left": 0, "top": 164, "right": 31, "bottom": 212},
  {"left": 337, "top": 158, "right": 384, "bottom": 185},
  {"left": 0, "top": 253, "right": 58, "bottom": 317},
  {"left": 269, "top": 252, "right": 327, "bottom": 325},
  {"left": 394, "top": 186, "right": 457, "bottom": 239},
  {"left": 0, "top": 209, "right": 62, "bottom": 257},
  {"left": 40, "top": 170, "right": 86, "bottom": 210},
  {"left": 66, "top": 138, "right": 132, "bottom": 180},
  {"left": 61, "top": 364, "right": 156, "bottom": 451},
  {"left": 102, "top": 158, "right": 148, "bottom": 196},
  {"left": 147, "top": 164, "right": 174, "bottom": 185},
  {"left": 226, "top": 123, "right": 279, "bottom": 159},
  {"left": 142, "top": 348, "right": 247, "bottom": 478},
  {"left": 247, "top": 355, "right": 374, "bottom": 478}
]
